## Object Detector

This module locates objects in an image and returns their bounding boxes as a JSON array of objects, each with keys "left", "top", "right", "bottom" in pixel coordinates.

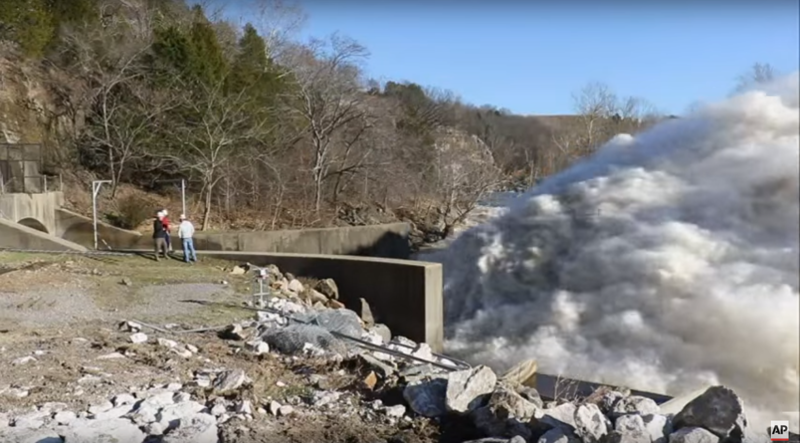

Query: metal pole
[
  {"left": 92, "top": 183, "right": 98, "bottom": 250},
  {"left": 181, "top": 179, "right": 186, "bottom": 216},
  {"left": 91, "top": 180, "right": 112, "bottom": 250}
]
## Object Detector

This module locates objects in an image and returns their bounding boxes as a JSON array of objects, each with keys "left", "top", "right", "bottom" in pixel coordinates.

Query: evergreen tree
[{"left": 185, "top": 6, "right": 228, "bottom": 86}]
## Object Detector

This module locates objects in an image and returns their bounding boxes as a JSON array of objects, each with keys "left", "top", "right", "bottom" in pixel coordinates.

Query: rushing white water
[{"left": 425, "top": 74, "right": 800, "bottom": 439}]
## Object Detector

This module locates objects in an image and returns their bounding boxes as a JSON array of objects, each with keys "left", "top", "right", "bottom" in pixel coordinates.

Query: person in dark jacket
[
  {"left": 153, "top": 211, "right": 168, "bottom": 261},
  {"left": 161, "top": 209, "right": 172, "bottom": 252}
]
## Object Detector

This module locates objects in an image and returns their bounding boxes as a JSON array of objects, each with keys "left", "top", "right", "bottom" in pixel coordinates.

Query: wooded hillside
[{"left": 0, "top": 0, "right": 665, "bottom": 238}]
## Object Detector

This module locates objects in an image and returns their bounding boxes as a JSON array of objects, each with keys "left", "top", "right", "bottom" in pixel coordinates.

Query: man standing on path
[
  {"left": 153, "top": 211, "right": 168, "bottom": 261},
  {"left": 178, "top": 214, "right": 197, "bottom": 263},
  {"left": 161, "top": 209, "right": 172, "bottom": 253}
]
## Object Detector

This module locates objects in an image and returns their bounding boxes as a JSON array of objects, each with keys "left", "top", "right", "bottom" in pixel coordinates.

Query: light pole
[
  {"left": 92, "top": 180, "right": 112, "bottom": 250},
  {"left": 156, "top": 179, "right": 187, "bottom": 216}
]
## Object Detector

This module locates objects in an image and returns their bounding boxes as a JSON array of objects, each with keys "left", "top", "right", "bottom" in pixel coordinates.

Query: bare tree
[
  {"left": 59, "top": 11, "right": 156, "bottom": 197},
  {"left": 280, "top": 33, "right": 370, "bottom": 214},
  {"left": 84, "top": 79, "right": 177, "bottom": 196},
  {"left": 168, "top": 79, "right": 274, "bottom": 230},
  {"left": 572, "top": 81, "right": 618, "bottom": 152},
  {"left": 425, "top": 131, "right": 504, "bottom": 238},
  {"left": 733, "top": 62, "right": 777, "bottom": 94},
  {"left": 570, "top": 82, "right": 661, "bottom": 156}
]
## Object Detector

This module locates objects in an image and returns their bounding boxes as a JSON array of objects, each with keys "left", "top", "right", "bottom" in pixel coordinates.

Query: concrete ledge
[
  {"left": 118, "top": 250, "right": 444, "bottom": 352},
  {"left": 56, "top": 208, "right": 144, "bottom": 247},
  {"left": 57, "top": 208, "right": 412, "bottom": 258},
  {"left": 0, "top": 218, "right": 86, "bottom": 251}
]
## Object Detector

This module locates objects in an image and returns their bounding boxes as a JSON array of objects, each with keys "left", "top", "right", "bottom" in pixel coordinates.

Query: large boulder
[
  {"left": 445, "top": 366, "right": 498, "bottom": 414},
  {"left": 573, "top": 403, "right": 611, "bottom": 443},
  {"left": 472, "top": 385, "right": 539, "bottom": 439},
  {"left": 672, "top": 386, "right": 746, "bottom": 443},
  {"left": 261, "top": 324, "right": 346, "bottom": 356},
  {"left": 403, "top": 365, "right": 497, "bottom": 418}
]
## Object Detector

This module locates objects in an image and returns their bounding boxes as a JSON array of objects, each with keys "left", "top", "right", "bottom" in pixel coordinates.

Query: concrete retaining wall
[
  {"left": 120, "top": 250, "right": 443, "bottom": 352},
  {"left": 0, "top": 218, "right": 85, "bottom": 251},
  {"left": 57, "top": 208, "right": 412, "bottom": 258},
  {"left": 0, "top": 192, "right": 64, "bottom": 234}
]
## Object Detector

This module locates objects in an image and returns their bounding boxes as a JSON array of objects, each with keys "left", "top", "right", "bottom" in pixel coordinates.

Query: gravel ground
[{"left": 0, "top": 251, "right": 443, "bottom": 443}]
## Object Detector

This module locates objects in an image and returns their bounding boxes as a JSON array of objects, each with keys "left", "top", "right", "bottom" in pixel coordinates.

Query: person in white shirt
[{"left": 178, "top": 214, "right": 197, "bottom": 263}]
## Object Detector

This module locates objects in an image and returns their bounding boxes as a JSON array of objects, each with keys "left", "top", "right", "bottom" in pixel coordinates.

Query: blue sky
[{"left": 217, "top": 1, "right": 799, "bottom": 116}]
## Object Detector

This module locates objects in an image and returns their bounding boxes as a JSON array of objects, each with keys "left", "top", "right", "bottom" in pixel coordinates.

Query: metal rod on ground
[
  {"left": 91, "top": 180, "right": 112, "bottom": 250},
  {"left": 130, "top": 320, "right": 225, "bottom": 334},
  {"left": 227, "top": 302, "right": 471, "bottom": 371}
]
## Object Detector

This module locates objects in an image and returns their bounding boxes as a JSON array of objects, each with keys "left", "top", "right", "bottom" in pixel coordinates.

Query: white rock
[
  {"left": 173, "top": 392, "right": 191, "bottom": 403},
  {"left": 165, "top": 382, "right": 183, "bottom": 392},
  {"left": 171, "top": 347, "right": 193, "bottom": 359},
  {"left": 88, "top": 401, "right": 114, "bottom": 415},
  {"left": 0, "top": 427, "right": 62, "bottom": 443},
  {"left": 12, "top": 356, "right": 36, "bottom": 366},
  {"left": 95, "top": 352, "right": 126, "bottom": 360},
  {"left": 287, "top": 279, "right": 304, "bottom": 293},
  {"left": 162, "top": 413, "right": 218, "bottom": 443},
  {"left": 611, "top": 414, "right": 651, "bottom": 443},
  {"left": 532, "top": 403, "right": 578, "bottom": 432},
  {"left": 12, "top": 412, "right": 47, "bottom": 429},
  {"left": 612, "top": 396, "right": 660, "bottom": 417},
  {"left": 60, "top": 417, "right": 146, "bottom": 443},
  {"left": 186, "top": 344, "right": 199, "bottom": 353},
  {"left": 210, "top": 403, "right": 227, "bottom": 417},
  {"left": 644, "top": 414, "right": 672, "bottom": 443},
  {"left": 538, "top": 428, "right": 581, "bottom": 443},
  {"left": 268, "top": 401, "right": 281, "bottom": 415},
  {"left": 112, "top": 393, "right": 136, "bottom": 407},
  {"left": 53, "top": 410, "right": 77, "bottom": 425},
  {"left": 121, "top": 321, "right": 142, "bottom": 332},
  {"left": 129, "top": 332, "right": 148, "bottom": 344},
  {"left": 245, "top": 340, "right": 270, "bottom": 355},
  {"left": 91, "top": 404, "right": 135, "bottom": 421},
  {"left": 137, "top": 391, "right": 176, "bottom": 410},
  {"left": 212, "top": 369, "right": 249, "bottom": 394},
  {"left": 156, "top": 400, "right": 206, "bottom": 430},
  {"left": 444, "top": 365, "right": 497, "bottom": 414},
  {"left": 145, "top": 421, "right": 166, "bottom": 436},
  {"left": 39, "top": 402, "right": 68, "bottom": 414},
  {"left": 158, "top": 338, "right": 178, "bottom": 348},
  {"left": 4, "top": 388, "right": 29, "bottom": 398},
  {"left": 668, "top": 427, "right": 720, "bottom": 443},
  {"left": 384, "top": 404, "right": 406, "bottom": 418},
  {"left": 278, "top": 405, "right": 294, "bottom": 417},
  {"left": 236, "top": 400, "right": 252, "bottom": 415},
  {"left": 574, "top": 403, "right": 611, "bottom": 443},
  {"left": 130, "top": 404, "right": 159, "bottom": 425}
]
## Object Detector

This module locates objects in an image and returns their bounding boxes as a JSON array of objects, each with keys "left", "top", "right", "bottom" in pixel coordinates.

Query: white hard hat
[{"left": 163, "top": 209, "right": 169, "bottom": 215}]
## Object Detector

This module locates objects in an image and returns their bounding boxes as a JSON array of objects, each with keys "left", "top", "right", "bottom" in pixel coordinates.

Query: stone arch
[{"left": 17, "top": 217, "right": 49, "bottom": 234}]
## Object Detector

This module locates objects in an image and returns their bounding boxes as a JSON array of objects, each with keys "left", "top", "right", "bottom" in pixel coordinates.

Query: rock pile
[{"left": 0, "top": 264, "right": 761, "bottom": 443}]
